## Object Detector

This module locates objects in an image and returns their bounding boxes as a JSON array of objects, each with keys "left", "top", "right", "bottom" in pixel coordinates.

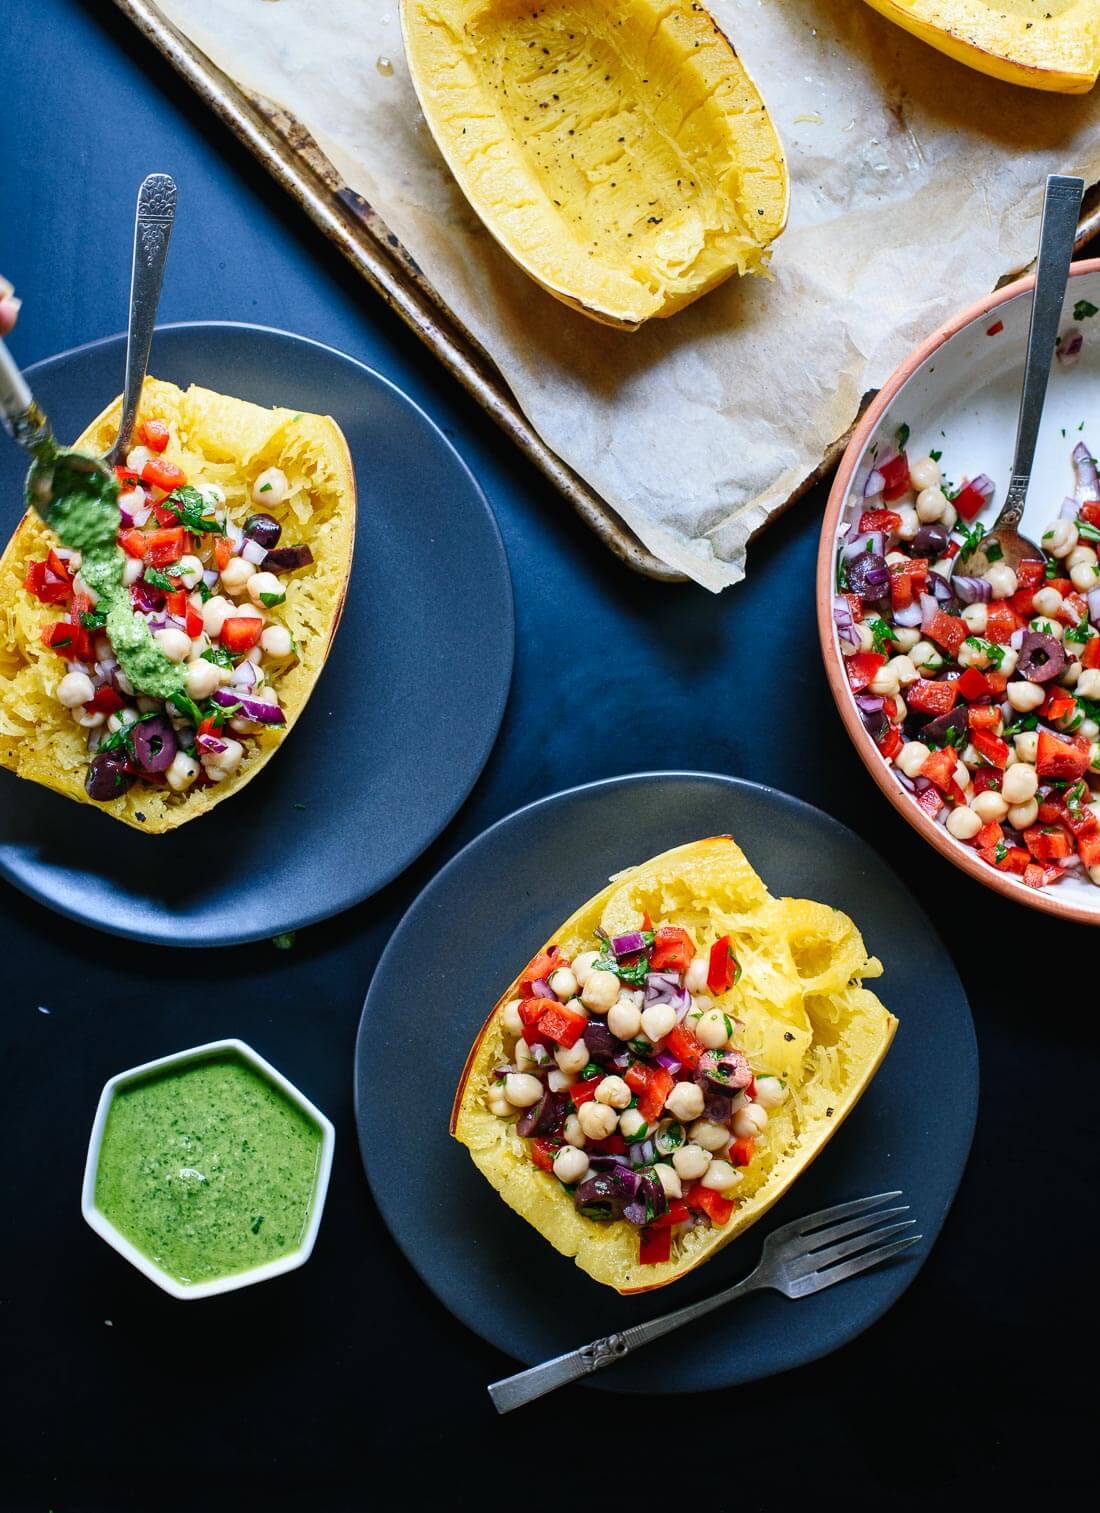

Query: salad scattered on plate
[{"left": 835, "top": 433, "right": 1100, "bottom": 890}]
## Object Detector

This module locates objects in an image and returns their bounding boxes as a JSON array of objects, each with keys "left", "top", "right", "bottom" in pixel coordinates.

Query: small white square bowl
[{"left": 81, "top": 1038, "right": 335, "bottom": 1300}]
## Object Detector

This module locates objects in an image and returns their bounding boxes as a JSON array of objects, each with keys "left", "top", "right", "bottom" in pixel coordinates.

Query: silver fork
[{"left": 488, "top": 1191, "right": 920, "bottom": 1412}]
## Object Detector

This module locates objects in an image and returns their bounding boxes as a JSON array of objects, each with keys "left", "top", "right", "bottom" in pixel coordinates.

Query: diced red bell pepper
[
  {"left": 538, "top": 1003, "right": 588, "bottom": 1049},
  {"left": 878, "top": 725, "right": 902, "bottom": 760},
  {"left": 845, "top": 651, "right": 885, "bottom": 693},
  {"left": 1082, "top": 637, "right": 1100, "bottom": 671},
  {"left": 952, "top": 481, "right": 988, "bottom": 520},
  {"left": 706, "top": 934, "right": 741, "bottom": 995},
  {"left": 664, "top": 1024, "right": 702, "bottom": 1070},
  {"left": 1036, "top": 730, "right": 1091, "bottom": 782},
  {"left": 1023, "top": 825, "right": 1074, "bottom": 864},
  {"left": 842, "top": 591, "right": 864, "bottom": 625},
  {"left": 118, "top": 528, "right": 148, "bottom": 560},
  {"left": 1061, "top": 790, "right": 1098, "bottom": 840},
  {"left": 972, "top": 729, "right": 1010, "bottom": 770},
  {"left": 975, "top": 821, "right": 1004, "bottom": 851},
  {"left": 956, "top": 667, "right": 993, "bottom": 702},
  {"left": 569, "top": 1078, "right": 601, "bottom": 1109},
  {"left": 140, "top": 457, "right": 186, "bottom": 493},
  {"left": 880, "top": 452, "right": 911, "bottom": 501},
  {"left": 928, "top": 611, "right": 968, "bottom": 657},
  {"left": 165, "top": 588, "right": 188, "bottom": 619},
  {"left": 915, "top": 785, "right": 944, "bottom": 819},
  {"left": 985, "top": 604, "right": 1022, "bottom": 645},
  {"left": 1078, "top": 832, "right": 1100, "bottom": 869},
  {"left": 986, "top": 671, "right": 1009, "bottom": 695},
  {"left": 519, "top": 947, "right": 566, "bottom": 992},
  {"left": 859, "top": 508, "right": 902, "bottom": 535},
  {"left": 1043, "top": 687, "right": 1077, "bottom": 725},
  {"left": 968, "top": 705, "right": 1001, "bottom": 732},
  {"left": 907, "top": 679, "right": 958, "bottom": 716},
  {"left": 185, "top": 604, "right": 204, "bottom": 638},
  {"left": 889, "top": 562, "right": 916, "bottom": 611},
  {"left": 214, "top": 536, "right": 234, "bottom": 572},
  {"left": 648, "top": 1200, "right": 691, "bottom": 1231},
  {"left": 220, "top": 616, "right": 263, "bottom": 653},
  {"left": 986, "top": 320, "right": 1004, "bottom": 337},
  {"left": 1077, "top": 499, "right": 1100, "bottom": 527},
  {"left": 625, "top": 1063, "right": 675, "bottom": 1124},
  {"left": 728, "top": 1137, "right": 756, "bottom": 1168},
  {"left": 1009, "top": 588, "right": 1037, "bottom": 620},
  {"left": 23, "top": 558, "right": 72, "bottom": 606},
  {"left": 40, "top": 620, "right": 79, "bottom": 655},
  {"left": 1059, "top": 591, "right": 1090, "bottom": 628},
  {"left": 586, "top": 1133, "right": 626, "bottom": 1156},
  {"left": 920, "top": 748, "right": 959, "bottom": 793},
  {"left": 979, "top": 844, "right": 1030, "bottom": 874},
  {"left": 1023, "top": 863, "right": 1062, "bottom": 890},
  {"left": 114, "top": 466, "right": 141, "bottom": 487},
  {"left": 1036, "top": 797, "right": 1065, "bottom": 825},
  {"left": 648, "top": 926, "right": 695, "bottom": 974},
  {"left": 1016, "top": 560, "right": 1046, "bottom": 592},
  {"left": 639, "top": 1227, "right": 672, "bottom": 1265},
  {"left": 143, "top": 527, "right": 188, "bottom": 568},
  {"left": 87, "top": 686, "right": 125, "bottom": 715},
  {"left": 971, "top": 767, "right": 1002, "bottom": 795},
  {"left": 529, "top": 1137, "right": 559, "bottom": 1173},
  {"left": 686, "top": 1183, "right": 736, "bottom": 1227},
  {"left": 139, "top": 418, "right": 170, "bottom": 452},
  {"left": 517, "top": 997, "right": 550, "bottom": 1042}
]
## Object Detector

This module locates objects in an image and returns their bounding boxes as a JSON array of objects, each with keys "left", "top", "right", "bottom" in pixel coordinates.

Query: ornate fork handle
[{"left": 108, "top": 173, "right": 176, "bottom": 465}]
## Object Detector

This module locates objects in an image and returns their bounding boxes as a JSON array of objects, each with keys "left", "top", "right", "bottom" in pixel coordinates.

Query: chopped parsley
[
  {"left": 955, "top": 519, "right": 986, "bottom": 558},
  {"left": 259, "top": 591, "right": 286, "bottom": 608},
  {"left": 896, "top": 422, "right": 911, "bottom": 451},
  {"left": 929, "top": 449, "right": 942, "bottom": 462},
  {"left": 143, "top": 565, "right": 185, "bottom": 591},
  {"left": 202, "top": 645, "right": 235, "bottom": 670},
  {"left": 868, "top": 617, "right": 894, "bottom": 655},
  {"left": 985, "top": 540, "right": 1003, "bottom": 564},
  {"left": 272, "top": 932, "right": 297, "bottom": 950},
  {"left": 163, "top": 485, "right": 225, "bottom": 535},
  {"left": 1073, "top": 299, "right": 1099, "bottom": 321}
]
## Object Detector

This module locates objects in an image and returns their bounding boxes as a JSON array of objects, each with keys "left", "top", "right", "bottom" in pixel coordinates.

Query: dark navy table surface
[{"left": 0, "top": 5, "right": 1091, "bottom": 1509}]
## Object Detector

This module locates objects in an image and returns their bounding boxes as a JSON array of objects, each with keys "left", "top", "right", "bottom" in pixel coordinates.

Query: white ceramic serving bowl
[
  {"left": 817, "top": 259, "right": 1100, "bottom": 925},
  {"left": 82, "top": 1038, "right": 336, "bottom": 1300}
]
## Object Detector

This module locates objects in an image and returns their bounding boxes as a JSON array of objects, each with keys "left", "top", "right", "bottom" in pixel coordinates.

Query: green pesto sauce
[
  {"left": 95, "top": 1054, "right": 322, "bottom": 1286},
  {"left": 40, "top": 455, "right": 185, "bottom": 701}
]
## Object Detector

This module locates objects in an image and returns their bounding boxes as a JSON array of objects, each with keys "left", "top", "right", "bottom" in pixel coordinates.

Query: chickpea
[
  {"left": 843, "top": 622, "right": 876, "bottom": 658},
  {"left": 896, "top": 741, "right": 931, "bottom": 779},
  {"left": 165, "top": 751, "right": 200, "bottom": 793},
  {"left": 908, "top": 456, "right": 942, "bottom": 492},
  {"left": 607, "top": 998, "right": 642, "bottom": 1040},
  {"left": 514, "top": 1039, "right": 537, "bottom": 1072},
  {"left": 732, "top": 1103, "right": 768, "bottom": 1140},
  {"left": 201, "top": 594, "right": 234, "bottom": 639},
  {"left": 1014, "top": 731, "right": 1039, "bottom": 765},
  {"left": 619, "top": 1107, "right": 649, "bottom": 1141},
  {"left": 219, "top": 556, "right": 256, "bottom": 594},
  {"left": 552, "top": 1146, "right": 589, "bottom": 1185},
  {"left": 754, "top": 1076, "right": 788, "bottom": 1110},
  {"left": 571, "top": 950, "right": 600, "bottom": 987},
  {"left": 1063, "top": 660, "right": 1083, "bottom": 689},
  {"left": 185, "top": 657, "right": 222, "bottom": 700},
  {"left": 961, "top": 603, "right": 988, "bottom": 634},
  {"left": 695, "top": 1009, "right": 731, "bottom": 1050},
  {"left": 75, "top": 707, "right": 105, "bottom": 730},
  {"left": 684, "top": 955, "right": 709, "bottom": 995},
  {"left": 653, "top": 1163, "right": 682, "bottom": 1200},
  {"left": 916, "top": 486, "right": 947, "bottom": 523},
  {"left": 970, "top": 790, "right": 1009, "bottom": 823},
  {"left": 260, "top": 624, "right": 294, "bottom": 659},
  {"left": 1067, "top": 544, "right": 1098, "bottom": 570},
  {"left": 672, "top": 1143, "right": 712, "bottom": 1181},
  {"left": 910, "top": 640, "right": 944, "bottom": 673},
  {"left": 580, "top": 967, "right": 619, "bottom": 1013},
  {"left": 247, "top": 570, "right": 284, "bottom": 607},
  {"left": 689, "top": 1119, "right": 731, "bottom": 1153},
  {"left": 153, "top": 627, "right": 191, "bottom": 664},
  {"left": 548, "top": 966, "right": 578, "bottom": 1001},
  {"left": 946, "top": 806, "right": 982, "bottom": 841},
  {"left": 690, "top": 994, "right": 713, "bottom": 1016},
  {"left": 1031, "top": 587, "right": 1063, "bottom": 619},
  {"left": 1031, "top": 617, "right": 1063, "bottom": 642},
  {"left": 868, "top": 662, "right": 900, "bottom": 698},
  {"left": 1007, "top": 798, "right": 1039, "bottom": 830},
  {"left": 176, "top": 554, "right": 205, "bottom": 591},
  {"left": 998, "top": 648, "right": 1019, "bottom": 678},
  {"left": 1006, "top": 680, "right": 1045, "bottom": 713},
  {"left": 577, "top": 1101, "right": 618, "bottom": 1140},
  {"left": 701, "top": 1160, "right": 741, "bottom": 1192},
  {"left": 664, "top": 1081, "right": 705, "bottom": 1122},
  {"left": 201, "top": 737, "right": 244, "bottom": 780},
  {"left": 895, "top": 504, "right": 920, "bottom": 542},
  {"left": 892, "top": 625, "right": 922, "bottom": 652},
  {"left": 641, "top": 1003, "right": 677, "bottom": 1043},
  {"left": 941, "top": 503, "right": 958, "bottom": 532},
  {"left": 56, "top": 671, "right": 94, "bottom": 708},
  {"left": 1042, "top": 519, "right": 1078, "bottom": 558},
  {"left": 1001, "top": 764, "right": 1038, "bottom": 805},
  {"left": 500, "top": 999, "right": 524, "bottom": 1037},
  {"left": 554, "top": 1039, "right": 589, "bottom": 1075},
  {"left": 503, "top": 1073, "right": 543, "bottom": 1108},
  {"left": 984, "top": 564, "right": 1018, "bottom": 600},
  {"left": 594, "top": 1075, "right": 631, "bottom": 1109},
  {"left": 230, "top": 601, "right": 263, "bottom": 622},
  {"left": 251, "top": 466, "right": 289, "bottom": 506},
  {"left": 889, "top": 655, "right": 919, "bottom": 688},
  {"left": 885, "top": 550, "right": 909, "bottom": 568},
  {"left": 563, "top": 1114, "right": 586, "bottom": 1148},
  {"left": 487, "top": 1084, "right": 512, "bottom": 1118},
  {"left": 1077, "top": 668, "right": 1100, "bottom": 701},
  {"left": 1070, "top": 561, "right": 1100, "bottom": 593}
]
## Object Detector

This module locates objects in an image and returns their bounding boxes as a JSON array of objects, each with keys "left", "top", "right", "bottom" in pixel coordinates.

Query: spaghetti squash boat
[
  {"left": 0, "top": 379, "right": 355, "bottom": 833},
  {"left": 863, "top": 0, "right": 1100, "bottom": 93},
  {"left": 401, "top": 0, "right": 789, "bottom": 328},
  {"left": 452, "top": 836, "right": 897, "bottom": 1293}
]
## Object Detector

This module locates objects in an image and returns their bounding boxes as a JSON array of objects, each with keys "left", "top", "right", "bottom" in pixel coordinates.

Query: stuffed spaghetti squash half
[
  {"left": 0, "top": 379, "right": 355, "bottom": 832},
  {"left": 452, "top": 836, "right": 897, "bottom": 1293}
]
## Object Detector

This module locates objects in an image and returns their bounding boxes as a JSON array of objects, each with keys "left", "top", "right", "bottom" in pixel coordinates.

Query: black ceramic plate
[
  {"left": 355, "top": 772, "right": 977, "bottom": 1394},
  {"left": 0, "top": 323, "right": 513, "bottom": 945}
]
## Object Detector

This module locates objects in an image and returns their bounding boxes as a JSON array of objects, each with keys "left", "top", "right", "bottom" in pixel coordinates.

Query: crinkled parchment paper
[{"left": 156, "top": 0, "right": 1100, "bottom": 589}]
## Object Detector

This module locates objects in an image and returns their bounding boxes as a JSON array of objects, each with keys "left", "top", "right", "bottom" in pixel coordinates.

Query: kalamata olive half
[
  {"left": 1016, "top": 631, "right": 1065, "bottom": 684},
  {"left": 913, "top": 523, "right": 949, "bottom": 558},
  {"left": 85, "top": 751, "right": 136, "bottom": 803},
  {"left": 516, "top": 1089, "right": 566, "bottom": 1139},
  {"left": 699, "top": 1048, "right": 752, "bottom": 1092},
  {"left": 263, "top": 544, "right": 314, "bottom": 573},
  {"left": 132, "top": 714, "right": 177, "bottom": 774},
  {"left": 920, "top": 705, "right": 969, "bottom": 746},
  {"left": 847, "top": 551, "right": 890, "bottom": 603},
  {"left": 243, "top": 513, "right": 282, "bottom": 550}
]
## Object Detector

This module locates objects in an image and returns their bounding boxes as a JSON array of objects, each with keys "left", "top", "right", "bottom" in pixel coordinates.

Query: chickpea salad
[
  {"left": 835, "top": 433, "right": 1100, "bottom": 891},
  {"left": 487, "top": 925, "right": 788, "bottom": 1267},
  {"left": 23, "top": 417, "right": 312, "bottom": 803}
]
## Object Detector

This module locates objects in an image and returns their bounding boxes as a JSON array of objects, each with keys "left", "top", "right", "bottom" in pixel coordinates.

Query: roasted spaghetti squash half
[
  {"left": 452, "top": 836, "right": 897, "bottom": 1293},
  {"left": 401, "top": 0, "right": 789, "bottom": 328},
  {"left": 0, "top": 379, "right": 355, "bottom": 832},
  {"left": 863, "top": 0, "right": 1100, "bottom": 93}
]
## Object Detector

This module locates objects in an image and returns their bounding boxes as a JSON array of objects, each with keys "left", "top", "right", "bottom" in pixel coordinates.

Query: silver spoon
[
  {"left": 959, "top": 173, "right": 1084, "bottom": 578},
  {"left": 0, "top": 172, "right": 176, "bottom": 520}
]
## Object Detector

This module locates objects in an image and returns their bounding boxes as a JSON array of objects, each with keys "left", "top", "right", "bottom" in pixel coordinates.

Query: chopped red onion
[
  {"left": 1009, "top": 628, "right": 1026, "bottom": 650},
  {"left": 1058, "top": 330, "right": 1084, "bottom": 368},
  {"left": 230, "top": 660, "right": 259, "bottom": 690},
  {"left": 654, "top": 1051, "right": 682, "bottom": 1074},
  {"left": 211, "top": 688, "right": 285, "bottom": 724},
  {"left": 833, "top": 594, "right": 860, "bottom": 650},
  {"left": 920, "top": 593, "right": 940, "bottom": 633},
  {"left": 969, "top": 475, "right": 995, "bottom": 503},
  {"left": 196, "top": 730, "right": 227, "bottom": 756},
  {"left": 241, "top": 538, "right": 268, "bottom": 566},
  {"left": 863, "top": 467, "right": 886, "bottom": 500},
  {"left": 530, "top": 1043, "right": 552, "bottom": 1066},
  {"left": 227, "top": 523, "right": 244, "bottom": 553},
  {"left": 530, "top": 978, "right": 555, "bottom": 999},
  {"left": 892, "top": 600, "right": 923, "bottom": 628},
  {"left": 202, "top": 568, "right": 219, "bottom": 589},
  {"left": 1060, "top": 495, "right": 1081, "bottom": 520},
  {"left": 118, "top": 507, "right": 134, "bottom": 530},
  {"left": 842, "top": 530, "right": 885, "bottom": 564},
  {"left": 611, "top": 931, "right": 648, "bottom": 956},
  {"left": 953, "top": 576, "right": 992, "bottom": 605},
  {"left": 1089, "top": 586, "right": 1100, "bottom": 626},
  {"left": 1073, "top": 440, "right": 1098, "bottom": 499}
]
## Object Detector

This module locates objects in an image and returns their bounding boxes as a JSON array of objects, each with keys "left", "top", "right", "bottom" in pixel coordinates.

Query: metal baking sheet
[{"left": 111, "top": 0, "right": 1100, "bottom": 585}]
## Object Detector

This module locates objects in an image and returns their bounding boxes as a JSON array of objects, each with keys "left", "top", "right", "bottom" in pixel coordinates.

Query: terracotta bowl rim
[{"left": 816, "top": 257, "right": 1100, "bottom": 926}]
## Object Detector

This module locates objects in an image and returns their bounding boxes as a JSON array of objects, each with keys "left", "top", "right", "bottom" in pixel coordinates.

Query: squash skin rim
[
  {"left": 0, "top": 381, "right": 356, "bottom": 833},
  {"left": 400, "top": 0, "right": 790, "bottom": 329},
  {"left": 451, "top": 835, "right": 898, "bottom": 1294}
]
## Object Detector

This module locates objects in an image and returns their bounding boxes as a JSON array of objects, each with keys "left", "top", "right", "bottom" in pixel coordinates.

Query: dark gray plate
[
  {"left": 0, "top": 323, "right": 513, "bottom": 945},
  {"left": 355, "top": 772, "right": 977, "bottom": 1394}
]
